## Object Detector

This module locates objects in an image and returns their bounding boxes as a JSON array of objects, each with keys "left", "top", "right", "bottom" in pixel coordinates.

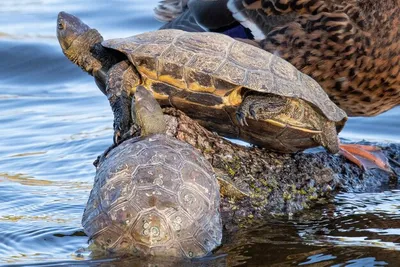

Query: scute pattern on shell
[
  {"left": 102, "top": 29, "right": 346, "bottom": 122},
  {"left": 82, "top": 134, "right": 222, "bottom": 258}
]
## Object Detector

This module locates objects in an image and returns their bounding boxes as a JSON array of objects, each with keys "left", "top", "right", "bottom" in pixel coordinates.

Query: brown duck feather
[{"left": 231, "top": 0, "right": 400, "bottom": 116}]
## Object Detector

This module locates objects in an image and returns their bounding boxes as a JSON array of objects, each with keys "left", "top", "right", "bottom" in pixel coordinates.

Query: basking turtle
[
  {"left": 82, "top": 86, "right": 222, "bottom": 258},
  {"left": 57, "top": 12, "right": 347, "bottom": 154}
]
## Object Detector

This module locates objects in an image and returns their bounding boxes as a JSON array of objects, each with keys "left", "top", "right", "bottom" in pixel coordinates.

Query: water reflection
[{"left": 0, "top": 0, "right": 399, "bottom": 265}]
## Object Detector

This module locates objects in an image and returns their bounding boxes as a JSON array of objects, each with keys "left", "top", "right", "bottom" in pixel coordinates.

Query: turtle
[
  {"left": 57, "top": 11, "right": 347, "bottom": 154},
  {"left": 82, "top": 86, "right": 222, "bottom": 258}
]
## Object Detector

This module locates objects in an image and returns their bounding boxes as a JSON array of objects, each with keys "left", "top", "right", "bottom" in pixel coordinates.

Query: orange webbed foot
[{"left": 339, "top": 144, "right": 393, "bottom": 173}]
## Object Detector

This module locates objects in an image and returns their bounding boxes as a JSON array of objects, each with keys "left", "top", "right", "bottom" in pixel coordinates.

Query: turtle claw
[
  {"left": 236, "top": 111, "right": 248, "bottom": 126},
  {"left": 236, "top": 102, "right": 260, "bottom": 127},
  {"left": 113, "top": 118, "right": 127, "bottom": 145},
  {"left": 249, "top": 106, "right": 258, "bottom": 120},
  {"left": 113, "top": 129, "right": 121, "bottom": 145},
  {"left": 113, "top": 126, "right": 133, "bottom": 145},
  {"left": 114, "top": 121, "right": 139, "bottom": 145},
  {"left": 112, "top": 98, "right": 132, "bottom": 145}
]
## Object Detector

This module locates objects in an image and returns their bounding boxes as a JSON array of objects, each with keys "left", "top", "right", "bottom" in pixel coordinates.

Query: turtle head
[
  {"left": 57, "top": 11, "right": 91, "bottom": 51},
  {"left": 57, "top": 11, "right": 104, "bottom": 74},
  {"left": 133, "top": 86, "right": 167, "bottom": 137}
]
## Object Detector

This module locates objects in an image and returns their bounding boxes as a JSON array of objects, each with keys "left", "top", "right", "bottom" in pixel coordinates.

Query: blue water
[{"left": 0, "top": 0, "right": 399, "bottom": 265}]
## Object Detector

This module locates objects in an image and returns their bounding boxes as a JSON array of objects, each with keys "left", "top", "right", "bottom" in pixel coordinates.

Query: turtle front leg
[
  {"left": 236, "top": 93, "right": 288, "bottom": 126},
  {"left": 106, "top": 60, "right": 141, "bottom": 144}
]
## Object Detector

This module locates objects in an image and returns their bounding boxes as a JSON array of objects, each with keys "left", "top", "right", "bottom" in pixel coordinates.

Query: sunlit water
[{"left": 0, "top": 0, "right": 399, "bottom": 266}]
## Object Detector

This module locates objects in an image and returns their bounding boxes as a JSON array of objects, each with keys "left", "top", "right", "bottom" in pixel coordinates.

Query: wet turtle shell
[
  {"left": 102, "top": 29, "right": 347, "bottom": 153},
  {"left": 82, "top": 134, "right": 222, "bottom": 258}
]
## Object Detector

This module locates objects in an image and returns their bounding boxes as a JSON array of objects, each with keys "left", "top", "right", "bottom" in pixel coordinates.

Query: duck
[{"left": 154, "top": 0, "right": 400, "bottom": 172}]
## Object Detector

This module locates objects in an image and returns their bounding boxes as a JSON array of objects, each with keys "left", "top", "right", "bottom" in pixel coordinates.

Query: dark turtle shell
[
  {"left": 82, "top": 134, "right": 222, "bottom": 258},
  {"left": 102, "top": 30, "right": 347, "bottom": 152}
]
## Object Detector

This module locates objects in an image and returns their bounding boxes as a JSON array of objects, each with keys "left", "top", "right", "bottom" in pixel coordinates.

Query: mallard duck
[{"left": 155, "top": 0, "right": 400, "bottom": 172}]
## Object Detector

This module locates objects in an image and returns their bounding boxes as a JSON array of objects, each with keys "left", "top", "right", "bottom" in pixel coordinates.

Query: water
[{"left": 0, "top": 0, "right": 399, "bottom": 265}]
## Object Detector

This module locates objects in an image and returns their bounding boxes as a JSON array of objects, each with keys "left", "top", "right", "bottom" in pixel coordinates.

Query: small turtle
[
  {"left": 82, "top": 86, "right": 222, "bottom": 258},
  {"left": 57, "top": 12, "right": 347, "bottom": 154}
]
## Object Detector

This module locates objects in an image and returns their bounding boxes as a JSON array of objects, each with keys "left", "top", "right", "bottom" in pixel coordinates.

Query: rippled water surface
[{"left": 0, "top": 0, "right": 399, "bottom": 266}]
